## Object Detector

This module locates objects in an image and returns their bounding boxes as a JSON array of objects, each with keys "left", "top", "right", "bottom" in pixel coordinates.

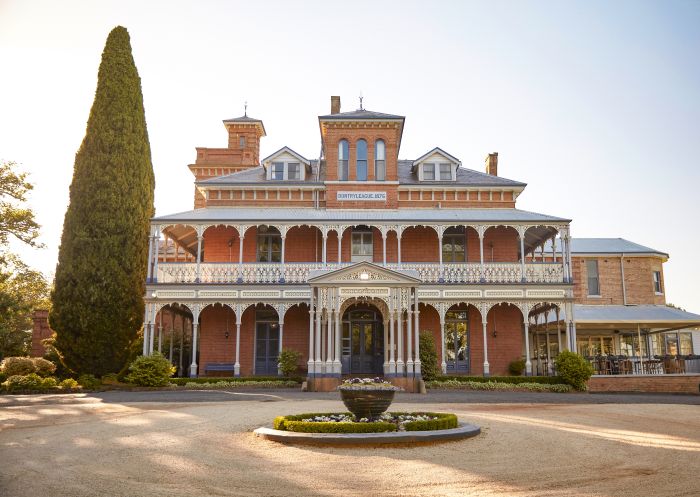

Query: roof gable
[
  {"left": 307, "top": 261, "right": 421, "bottom": 285},
  {"left": 262, "top": 146, "right": 310, "bottom": 165},
  {"left": 413, "top": 147, "right": 461, "bottom": 167}
]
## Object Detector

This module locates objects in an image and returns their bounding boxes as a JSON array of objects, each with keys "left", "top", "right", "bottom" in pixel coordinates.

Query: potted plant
[{"left": 337, "top": 377, "right": 403, "bottom": 420}]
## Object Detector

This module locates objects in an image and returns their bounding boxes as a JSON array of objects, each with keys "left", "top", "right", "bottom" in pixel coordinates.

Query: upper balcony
[{"left": 146, "top": 207, "right": 574, "bottom": 287}]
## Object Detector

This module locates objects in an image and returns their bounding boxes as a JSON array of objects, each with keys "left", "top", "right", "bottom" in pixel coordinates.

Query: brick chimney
[
  {"left": 485, "top": 152, "right": 498, "bottom": 176},
  {"left": 331, "top": 96, "right": 341, "bottom": 114}
]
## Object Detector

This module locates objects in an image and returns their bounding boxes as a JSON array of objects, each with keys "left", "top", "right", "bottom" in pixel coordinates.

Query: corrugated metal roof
[
  {"left": 572, "top": 305, "right": 700, "bottom": 324},
  {"left": 152, "top": 207, "right": 570, "bottom": 223},
  {"left": 542, "top": 238, "right": 668, "bottom": 257}
]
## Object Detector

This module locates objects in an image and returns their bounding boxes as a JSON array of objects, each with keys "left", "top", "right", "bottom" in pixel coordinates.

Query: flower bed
[
  {"left": 337, "top": 377, "right": 403, "bottom": 391},
  {"left": 426, "top": 379, "right": 572, "bottom": 392},
  {"left": 181, "top": 380, "right": 299, "bottom": 389},
  {"left": 273, "top": 412, "right": 458, "bottom": 433}
]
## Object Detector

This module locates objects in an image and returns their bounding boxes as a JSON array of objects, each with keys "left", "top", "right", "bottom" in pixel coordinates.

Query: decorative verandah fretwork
[{"left": 145, "top": 220, "right": 573, "bottom": 285}]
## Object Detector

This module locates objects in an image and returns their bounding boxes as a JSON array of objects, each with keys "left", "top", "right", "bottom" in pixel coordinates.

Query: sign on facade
[
  {"left": 336, "top": 191, "right": 387, "bottom": 201},
  {"left": 339, "top": 287, "right": 391, "bottom": 297}
]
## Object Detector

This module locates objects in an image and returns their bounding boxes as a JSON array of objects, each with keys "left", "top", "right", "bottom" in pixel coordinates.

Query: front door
[
  {"left": 445, "top": 310, "right": 470, "bottom": 372},
  {"left": 255, "top": 312, "right": 279, "bottom": 375},
  {"left": 343, "top": 309, "right": 383, "bottom": 374}
]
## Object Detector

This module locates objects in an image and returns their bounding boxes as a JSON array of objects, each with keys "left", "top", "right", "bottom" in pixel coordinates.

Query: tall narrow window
[
  {"left": 586, "top": 260, "right": 600, "bottom": 296},
  {"left": 375, "top": 140, "right": 386, "bottom": 181},
  {"left": 256, "top": 226, "right": 282, "bottom": 262},
  {"left": 442, "top": 227, "right": 466, "bottom": 262},
  {"left": 239, "top": 135, "right": 246, "bottom": 149},
  {"left": 423, "top": 163, "right": 435, "bottom": 180},
  {"left": 356, "top": 139, "right": 368, "bottom": 181},
  {"left": 338, "top": 140, "right": 349, "bottom": 181},
  {"left": 653, "top": 271, "right": 663, "bottom": 293}
]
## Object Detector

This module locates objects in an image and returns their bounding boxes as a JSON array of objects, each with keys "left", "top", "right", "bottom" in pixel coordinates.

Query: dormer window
[
  {"left": 439, "top": 163, "right": 452, "bottom": 180},
  {"left": 423, "top": 163, "right": 436, "bottom": 180},
  {"left": 288, "top": 163, "right": 300, "bottom": 180},
  {"left": 272, "top": 162, "right": 284, "bottom": 180},
  {"left": 263, "top": 147, "right": 310, "bottom": 181}
]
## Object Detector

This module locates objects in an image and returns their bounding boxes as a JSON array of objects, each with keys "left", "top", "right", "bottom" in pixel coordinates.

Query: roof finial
[
  {"left": 244, "top": 101, "right": 248, "bottom": 117},
  {"left": 359, "top": 91, "right": 364, "bottom": 111}
]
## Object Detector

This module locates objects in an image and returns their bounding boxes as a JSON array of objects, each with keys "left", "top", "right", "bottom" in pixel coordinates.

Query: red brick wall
[
  {"left": 31, "top": 310, "right": 53, "bottom": 357},
  {"left": 572, "top": 256, "right": 666, "bottom": 305},
  {"left": 198, "top": 303, "right": 310, "bottom": 377},
  {"left": 402, "top": 227, "right": 439, "bottom": 262}
]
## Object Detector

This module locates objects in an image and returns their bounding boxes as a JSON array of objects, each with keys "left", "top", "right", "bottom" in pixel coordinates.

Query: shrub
[
  {"left": 554, "top": 351, "right": 594, "bottom": 391},
  {"left": 433, "top": 375, "right": 564, "bottom": 385},
  {"left": 419, "top": 331, "right": 440, "bottom": 381},
  {"left": 59, "top": 378, "right": 81, "bottom": 390},
  {"left": 170, "top": 376, "right": 303, "bottom": 386},
  {"left": 277, "top": 348, "right": 302, "bottom": 377},
  {"left": 508, "top": 359, "right": 526, "bottom": 376},
  {"left": 0, "top": 372, "right": 6, "bottom": 383},
  {"left": 395, "top": 412, "right": 458, "bottom": 431},
  {"left": 77, "top": 374, "right": 101, "bottom": 390},
  {"left": 426, "top": 379, "right": 571, "bottom": 393},
  {"left": 125, "top": 353, "right": 175, "bottom": 387},
  {"left": 32, "top": 358, "right": 57, "bottom": 377},
  {"left": 1, "top": 357, "right": 36, "bottom": 376},
  {"left": 182, "top": 380, "right": 298, "bottom": 389},
  {"left": 2, "top": 373, "right": 45, "bottom": 392},
  {"left": 274, "top": 413, "right": 396, "bottom": 433},
  {"left": 101, "top": 373, "right": 120, "bottom": 385},
  {"left": 41, "top": 377, "right": 58, "bottom": 389}
]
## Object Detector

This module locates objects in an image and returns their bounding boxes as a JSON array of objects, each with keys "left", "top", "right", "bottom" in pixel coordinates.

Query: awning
[{"left": 542, "top": 304, "right": 700, "bottom": 331}]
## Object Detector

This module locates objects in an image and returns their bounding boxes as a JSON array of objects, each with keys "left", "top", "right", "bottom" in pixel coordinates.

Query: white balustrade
[{"left": 156, "top": 261, "right": 565, "bottom": 285}]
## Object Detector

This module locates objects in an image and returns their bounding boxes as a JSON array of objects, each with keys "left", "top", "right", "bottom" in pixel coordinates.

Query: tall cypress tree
[{"left": 50, "top": 26, "right": 154, "bottom": 376}]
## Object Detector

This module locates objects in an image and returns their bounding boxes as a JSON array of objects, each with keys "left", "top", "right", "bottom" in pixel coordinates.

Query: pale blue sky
[{"left": 1, "top": 0, "right": 698, "bottom": 310}]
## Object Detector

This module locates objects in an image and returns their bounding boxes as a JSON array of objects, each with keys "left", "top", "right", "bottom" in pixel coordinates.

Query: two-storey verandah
[{"left": 143, "top": 207, "right": 576, "bottom": 380}]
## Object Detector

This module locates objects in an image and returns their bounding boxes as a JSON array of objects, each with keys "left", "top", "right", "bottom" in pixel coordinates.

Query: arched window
[
  {"left": 356, "top": 139, "right": 368, "bottom": 181},
  {"left": 374, "top": 140, "right": 385, "bottom": 181},
  {"left": 338, "top": 140, "right": 349, "bottom": 181}
]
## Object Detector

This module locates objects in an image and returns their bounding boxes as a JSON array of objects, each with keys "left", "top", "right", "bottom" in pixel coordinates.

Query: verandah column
[
  {"left": 277, "top": 305, "right": 285, "bottom": 376},
  {"left": 189, "top": 306, "right": 200, "bottom": 377},
  {"left": 195, "top": 231, "right": 203, "bottom": 283},
  {"left": 308, "top": 290, "right": 315, "bottom": 376},
  {"left": 389, "top": 291, "right": 397, "bottom": 375},
  {"left": 522, "top": 305, "right": 532, "bottom": 376},
  {"left": 477, "top": 225, "right": 486, "bottom": 282},
  {"left": 315, "top": 289, "right": 323, "bottom": 373},
  {"left": 234, "top": 305, "right": 241, "bottom": 377},
  {"left": 152, "top": 228, "right": 161, "bottom": 283},
  {"left": 146, "top": 226, "right": 154, "bottom": 282},
  {"left": 413, "top": 290, "right": 421, "bottom": 376},
  {"left": 439, "top": 305, "right": 447, "bottom": 374},
  {"left": 481, "top": 303, "right": 490, "bottom": 377},
  {"left": 334, "top": 299, "right": 342, "bottom": 374},
  {"left": 397, "top": 228, "right": 403, "bottom": 268},
  {"left": 406, "top": 292, "right": 414, "bottom": 375},
  {"left": 396, "top": 295, "right": 405, "bottom": 375},
  {"left": 518, "top": 226, "right": 527, "bottom": 283}
]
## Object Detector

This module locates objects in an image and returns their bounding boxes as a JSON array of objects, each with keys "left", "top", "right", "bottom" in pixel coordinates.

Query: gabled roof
[
  {"left": 308, "top": 261, "right": 421, "bottom": 284},
  {"left": 196, "top": 163, "right": 324, "bottom": 186},
  {"left": 222, "top": 114, "right": 266, "bottom": 135},
  {"left": 413, "top": 147, "right": 461, "bottom": 166},
  {"left": 542, "top": 238, "right": 669, "bottom": 258},
  {"left": 397, "top": 160, "right": 526, "bottom": 187},
  {"left": 318, "top": 109, "right": 405, "bottom": 120},
  {"left": 261, "top": 146, "right": 310, "bottom": 165}
]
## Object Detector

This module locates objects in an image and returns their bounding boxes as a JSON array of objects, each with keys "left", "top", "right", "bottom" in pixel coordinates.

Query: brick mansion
[{"left": 135, "top": 97, "right": 700, "bottom": 391}]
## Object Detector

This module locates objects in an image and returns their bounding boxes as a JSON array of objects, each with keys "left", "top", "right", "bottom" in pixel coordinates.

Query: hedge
[
  {"left": 394, "top": 412, "right": 458, "bottom": 431},
  {"left": 426, "top": 380, "right": 572, "bottom": 392},
  {"left": 170, "top": 376, "right": 302, "bottom": 386},
  {"left": 274, "top": 413, "right": 396, "bottom": 433},
  {"left": 433, "top": 375, "right": 565, "bottom": 385}
]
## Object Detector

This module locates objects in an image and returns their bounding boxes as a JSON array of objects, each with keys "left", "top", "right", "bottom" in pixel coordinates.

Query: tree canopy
[{"left": 50, "top": 26, "right": 155, "bottom": 376}]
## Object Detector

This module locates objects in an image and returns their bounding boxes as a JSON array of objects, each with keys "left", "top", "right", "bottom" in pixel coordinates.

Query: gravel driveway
[{"left": 1, "top": 390, "right": 699, "bottom": 496}]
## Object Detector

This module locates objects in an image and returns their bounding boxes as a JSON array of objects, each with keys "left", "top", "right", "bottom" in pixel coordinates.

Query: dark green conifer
[{"left": 50, "top": 26, "right": 154, "bottom": 376}]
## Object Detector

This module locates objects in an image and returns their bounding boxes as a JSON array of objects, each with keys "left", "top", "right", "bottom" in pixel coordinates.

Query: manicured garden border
[
  {"left": 170, "top": 376, "right": 302, "bottom": 386},
  {"left": 433, "top": 375, "right": 565, "bottom": 385},
  {"left": 273, "top": 412, "right": 458, "bottom": 433}
]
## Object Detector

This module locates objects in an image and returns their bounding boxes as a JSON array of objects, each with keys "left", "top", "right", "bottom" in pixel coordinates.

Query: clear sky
[{"left": 1, "top": 0, "right": 699, "bottom": 310}]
